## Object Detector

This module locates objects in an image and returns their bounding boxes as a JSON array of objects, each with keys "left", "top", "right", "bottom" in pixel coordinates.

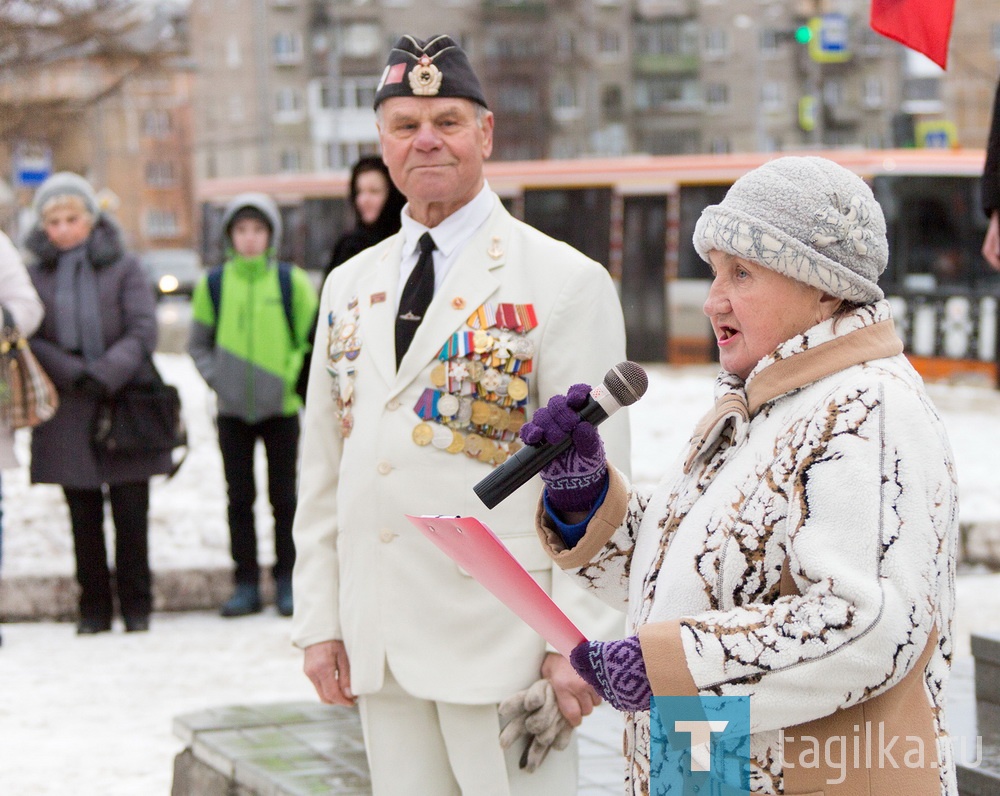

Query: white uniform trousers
[{"left": 357, "top": 664, "right": 578, "bottom": 796}]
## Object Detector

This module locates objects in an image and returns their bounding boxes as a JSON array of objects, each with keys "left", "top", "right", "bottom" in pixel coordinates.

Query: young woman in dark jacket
[
  {"left": 25, "top": 172, "right": 170, "bottom": 635},
  {"left": 323, "top": 156, "right": 405, "bottom": 278}
]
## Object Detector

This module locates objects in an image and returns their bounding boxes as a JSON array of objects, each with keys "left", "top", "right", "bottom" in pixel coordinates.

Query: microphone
[{"left": 473, "top": 361, "right": 648, "bottom": 510}]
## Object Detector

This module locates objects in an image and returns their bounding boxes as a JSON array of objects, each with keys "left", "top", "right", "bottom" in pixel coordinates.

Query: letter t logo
[{"left": 673, "top": 720, "right": 729, "bottom": 772}]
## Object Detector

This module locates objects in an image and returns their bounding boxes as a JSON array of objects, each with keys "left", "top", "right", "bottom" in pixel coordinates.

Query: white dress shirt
[{"left": 396, "top": 182, "right": 495, "bottom": 310}]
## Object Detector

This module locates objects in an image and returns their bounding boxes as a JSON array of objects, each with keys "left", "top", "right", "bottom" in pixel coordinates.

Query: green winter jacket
[{"left": 188, "top": 253, "right": 318, "bottom": 421}]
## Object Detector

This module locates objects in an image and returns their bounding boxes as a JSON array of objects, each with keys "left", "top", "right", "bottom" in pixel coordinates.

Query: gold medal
[
  {"left": 473, "top": 330, "right": 493, "bottom": 354},
  {"left": 507, "top": 408, "right": 526, "bottom": 433},
  {"left": 430, "top": 363, "right": 447, "bottom": 388},
  {"left": 507, "top": 377, "right": 528, "bottom": 402},
  {"left": 464, "top": 433, "right": 484, "bottom": 457},
  {"left": 470, "top": 400, "right": 491, "bottom": 425},
  {"left": 446, "top": 430, "right": 466, "bottom": 454},
  {"left": 493, "top": 446, "right": 509, "bottom": 465},
  {"left": 412, "top": 422, "right": 434, "bottom": 446}
]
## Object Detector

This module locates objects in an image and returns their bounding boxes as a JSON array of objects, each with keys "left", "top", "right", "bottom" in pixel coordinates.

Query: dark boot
[
  {"left": 220, "top": 583, "right": 261, "bottom": 617},
  {"left": 77, "top": 616, "right": 112, "bottom": 635},
  {"left": 275, "top": 577, "right": 293, "bottom": 617}
]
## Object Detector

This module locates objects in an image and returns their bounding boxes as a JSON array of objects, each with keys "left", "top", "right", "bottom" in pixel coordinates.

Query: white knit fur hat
[
  {"left": 693, "top": 156, "right": 888, "bottom": 303},
  {"left": 32, "top": 171, "right": 100, "bottom": 219}
]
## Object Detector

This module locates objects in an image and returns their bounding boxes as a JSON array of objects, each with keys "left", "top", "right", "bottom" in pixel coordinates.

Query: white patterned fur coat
[{"left": 539, "top": 301, "right": 959, "bottom": 795}]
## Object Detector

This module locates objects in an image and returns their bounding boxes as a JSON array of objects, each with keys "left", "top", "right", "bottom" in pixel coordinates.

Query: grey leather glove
[{"left": 498, "top": 678, "right": 574, "bottom": 772}]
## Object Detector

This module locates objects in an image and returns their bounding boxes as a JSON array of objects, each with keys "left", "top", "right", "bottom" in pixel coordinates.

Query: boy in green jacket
[{"left": 189, "top": 192, "right": 318, "bottom": 617}]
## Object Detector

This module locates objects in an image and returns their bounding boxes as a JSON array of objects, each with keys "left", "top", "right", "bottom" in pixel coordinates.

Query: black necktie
[{"left": 395, "top": 232, "right": 436, "bottom": 368}]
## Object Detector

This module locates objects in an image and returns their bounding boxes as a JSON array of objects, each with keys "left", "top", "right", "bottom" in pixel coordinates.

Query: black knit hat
[{"left": 374, "top": 34, "right": 488, "bottom": 110}]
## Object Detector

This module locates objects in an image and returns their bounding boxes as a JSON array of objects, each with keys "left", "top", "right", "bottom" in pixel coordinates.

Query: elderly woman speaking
[{"left": 522, "top": 157, "right": 958, "bottom": 795}]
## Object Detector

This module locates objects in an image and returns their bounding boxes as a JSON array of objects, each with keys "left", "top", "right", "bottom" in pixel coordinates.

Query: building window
[
  {"left": 553, "top": 81, "right": 578, "bottom": 111},
  {"left": 823, "top": 78, "right": 845, "bottom": 108},
  {"left": 760, "top": 80, "right": 786, "bottom": 111},
  {"left": 863, "top": 77, "right": 883, "bottom": 108},
  {"left": 484, "top": 36, "right": 538, "bottom": 58},
  {"left": 859, "top": 26, "right": 884, "bottom": 57},
  {"left": 635, "top": 77, "right": 701, "bottom": 110},
  {"left": 142, "top": 110, "right": 172, "bottom": 138},
  {"left": 279, "top": 149, "right": 302, "bottom": 172},
  {"left": 145, "top": 209, "right": 179, "bottom": 238},
  {"left": 709, "top": 137, "right": 730, "bottom": 154},
  {"left": 705, "top": 83, "right": 728, "bottom": 109},
  {"left": 339, "top": 23, "right": 380, "bottom": 58},
  {"left": 598, "top": 29, "right": 621, "bottom": 56},
  {"left": 556, "top": 31, "right": 575, "bottom": 57},
  {"left": 759, "top": 28, "right": 783, "bottom": 56},
  {"left": 634, "top": 19, "right": 699, "bottom": 58},
  {"left": 703, "top": 28, "right": 727, "bottom": 59},
  {"left": 602, "top": 85, "right": 623, "bottom": 117},
  {"left": 496, "top": 84, "right": 535, "bottom": 114},
  {"left": 274, "top": 87, "right": 302, "bottom": 122},
  {"left": 145, "top": 161, "right": 177, "bottom": 188},
  {"left": 992, "top": 23, "right": 1000, "bottom": 58},
  {"left": 272, "top": 32, "right": 303, "bottom": 64}
]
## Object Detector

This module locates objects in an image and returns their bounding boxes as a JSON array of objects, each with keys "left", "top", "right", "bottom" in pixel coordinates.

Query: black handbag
[{"left": 93, "top": 355, "right": 187, "bottom": 474}]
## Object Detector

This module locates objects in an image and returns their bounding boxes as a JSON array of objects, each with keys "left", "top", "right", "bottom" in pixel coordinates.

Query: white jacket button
[
  {"left": 387, "top": 399, "right": 401, "bottom": 411},
  {"left": 379, "top": 529, "right": 395, "bottom": 543},
  {"left": 377, "top": 460, "right": 392, "bottom": 475}
]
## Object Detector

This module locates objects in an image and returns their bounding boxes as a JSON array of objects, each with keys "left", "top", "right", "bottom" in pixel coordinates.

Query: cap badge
[{"left": 409, "top": 55, "right": 443, "bottom": 97}]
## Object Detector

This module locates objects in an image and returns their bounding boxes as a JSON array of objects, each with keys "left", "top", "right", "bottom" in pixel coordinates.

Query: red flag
[{"left": 870, "top": 0, "right": 955, "bottom": 69}]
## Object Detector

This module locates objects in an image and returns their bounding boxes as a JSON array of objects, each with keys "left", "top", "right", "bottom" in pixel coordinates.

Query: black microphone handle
[{"left": 472, "top": 398, "right": 611, "bottom": 510}]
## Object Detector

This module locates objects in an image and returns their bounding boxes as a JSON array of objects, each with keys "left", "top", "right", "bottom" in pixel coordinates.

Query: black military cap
[{"left": 373, "top": 34, "right": 488, "bottom": 110}]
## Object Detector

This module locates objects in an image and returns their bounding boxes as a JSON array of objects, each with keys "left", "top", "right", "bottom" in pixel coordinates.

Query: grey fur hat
[
  {"left": 220, "top": 192, "right": 282, "bottom": 252},
  {"left": 693, "top": 156, "right": 888, "bottom": 303},
  {"left": 32, "top": 171, "right": 100, "bottom": 218}
]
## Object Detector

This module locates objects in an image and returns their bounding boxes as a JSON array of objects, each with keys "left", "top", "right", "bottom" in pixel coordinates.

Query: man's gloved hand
[
  {"left": 520, "top": 384, "right": 607, "bottom": 513},
  {"left": 499, "top": 678, "right": 574, "bottom": 772},
  {"left": 75, "top": 373, "right": 108, "bottom": 399},
  {"left": 569, "top": 637, "right": 652, "bottom": 713}
]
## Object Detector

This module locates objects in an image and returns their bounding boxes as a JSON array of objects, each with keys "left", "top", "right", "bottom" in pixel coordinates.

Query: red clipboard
[{"left": 405, "top": 514, "right": 586, "bottom": 657}]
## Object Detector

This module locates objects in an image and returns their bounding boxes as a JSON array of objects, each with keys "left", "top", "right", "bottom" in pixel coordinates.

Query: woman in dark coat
[
  {"left": 25, "top": 172, "right": 171, "bottom": 635},
  {"left": 323, "top": 156, "right": 405, "bottom": 278}
]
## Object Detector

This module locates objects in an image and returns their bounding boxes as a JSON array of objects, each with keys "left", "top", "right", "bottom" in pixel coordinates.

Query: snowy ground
[{"left": 2, "top": 352, "right": 1000, "bottom": 793}]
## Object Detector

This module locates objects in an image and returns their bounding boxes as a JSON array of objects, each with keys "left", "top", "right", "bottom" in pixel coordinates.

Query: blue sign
[
  {"left": 651, "top": 695, "right": 751, "bottom": 795},
  {"left": 13, "top": 143, "right": 52, "bottom": 188}
]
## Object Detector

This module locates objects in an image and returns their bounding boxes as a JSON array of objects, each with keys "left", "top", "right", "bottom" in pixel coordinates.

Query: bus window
[
  {"left": 621, "top": 196, "right": 667, "bottom": 362},
  {"left": 677, "top": 184, "right": 729, "bottom": 279},
  {"left": 874, "top": 175, "right": 988, "bottom": 292},
  {"left": 523, "top": 188, "right": 612, "bottom": 270}
]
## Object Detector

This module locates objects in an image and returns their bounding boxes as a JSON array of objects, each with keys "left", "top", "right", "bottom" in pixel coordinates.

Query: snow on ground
[{"left": 2, "top": 356, "right": 1000, "bottom": 793}]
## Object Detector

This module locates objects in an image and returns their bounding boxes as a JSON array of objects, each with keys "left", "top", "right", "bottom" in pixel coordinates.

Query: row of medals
[{"left": 411, "top": 330, "right": 534, "bottom": 465}]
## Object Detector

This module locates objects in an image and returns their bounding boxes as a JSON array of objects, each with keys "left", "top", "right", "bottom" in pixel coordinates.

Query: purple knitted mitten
[
  {"left": 520, "top": 384, "right": 607, "bottom": 513},
  {"left": 569, "top": 637, "right": 652, "bottom": 713}
]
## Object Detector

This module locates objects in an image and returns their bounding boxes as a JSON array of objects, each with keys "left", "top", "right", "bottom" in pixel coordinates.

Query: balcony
[{"left": 632, "top": 53, "right": 699, "bottom": 74}]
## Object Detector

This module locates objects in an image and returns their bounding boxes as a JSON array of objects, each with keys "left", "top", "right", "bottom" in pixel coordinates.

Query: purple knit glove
[
  {"left": 570, "top": 637, "right": 652, "bottom": 713},
  {"left": 520, "top": 384, "right": 607, "bottom": 513}
]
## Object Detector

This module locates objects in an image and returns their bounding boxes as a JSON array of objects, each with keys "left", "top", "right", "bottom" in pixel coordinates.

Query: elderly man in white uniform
[{"left": 291, "top": 33, "right": 631, "bottom": 796}]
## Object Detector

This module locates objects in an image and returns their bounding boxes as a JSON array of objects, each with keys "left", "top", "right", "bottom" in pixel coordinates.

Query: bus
[{"left": 197, "top": 148, "right": 995, "bottom": 379}]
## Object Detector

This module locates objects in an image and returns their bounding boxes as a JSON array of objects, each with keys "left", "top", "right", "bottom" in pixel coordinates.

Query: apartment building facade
[{"left": 188, "top": 0, "right": 1000, "bottom": 182}]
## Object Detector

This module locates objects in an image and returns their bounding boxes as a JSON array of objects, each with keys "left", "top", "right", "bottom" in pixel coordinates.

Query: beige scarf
[{"left": 683, "top": 319, "right": 903, "bottom": 474}]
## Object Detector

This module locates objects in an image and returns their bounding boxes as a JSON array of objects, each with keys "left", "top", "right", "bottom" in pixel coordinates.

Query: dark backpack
[{"left": 206, "top": 262, "right": 295, "bottom": 342}]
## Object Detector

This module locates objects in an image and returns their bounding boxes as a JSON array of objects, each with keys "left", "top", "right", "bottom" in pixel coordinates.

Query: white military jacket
[{"left": 292, "top": 196, "right": 629, "bottom": 703}]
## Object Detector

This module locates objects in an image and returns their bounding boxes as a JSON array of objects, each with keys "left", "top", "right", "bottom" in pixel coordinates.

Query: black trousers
[
  {"left": 216, "top": 414, "right": 299, "bottom": 586},
  {"left": 63, "top": 481, "right": 151, "bottom": 621}
]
